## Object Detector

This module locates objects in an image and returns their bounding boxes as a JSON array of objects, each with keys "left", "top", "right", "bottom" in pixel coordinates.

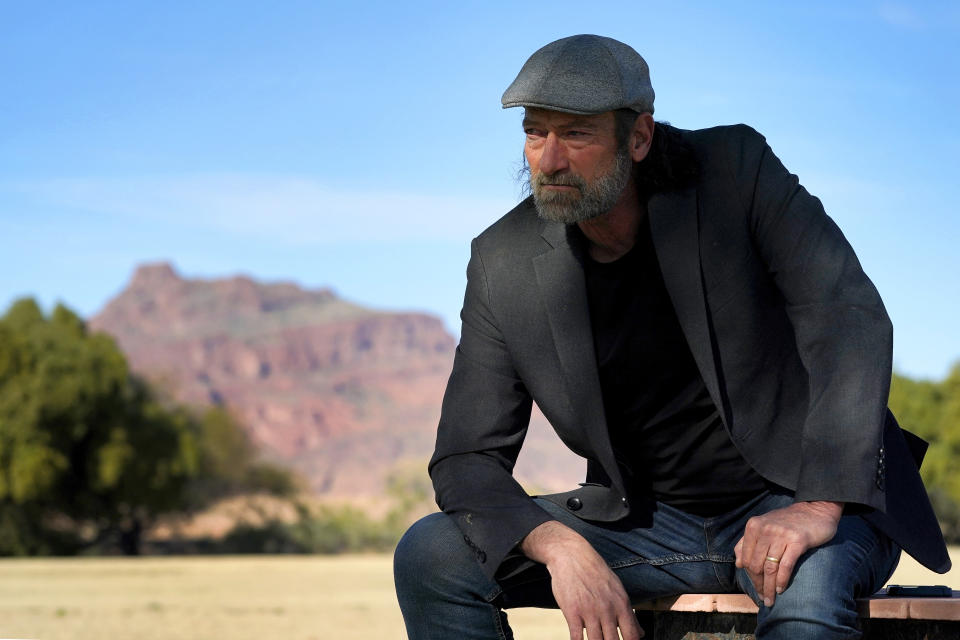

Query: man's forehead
[{"left": 521, "top": 108, "right": 614, "bottom": 128}]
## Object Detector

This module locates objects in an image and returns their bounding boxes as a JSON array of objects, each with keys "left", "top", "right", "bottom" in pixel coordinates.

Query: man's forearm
[{"left": 521, "top": 519, "right": 592, "bottom": 565}]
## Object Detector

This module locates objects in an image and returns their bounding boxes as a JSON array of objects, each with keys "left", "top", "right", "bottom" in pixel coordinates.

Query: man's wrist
[
  {"left": 520, "top": 520, "right": 591, "bottom": 566},
  {"left": 798, "top": 500, "right": 844, "bottom": 520}
]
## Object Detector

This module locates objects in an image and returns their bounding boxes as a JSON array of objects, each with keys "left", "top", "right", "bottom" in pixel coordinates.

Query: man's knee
[
  {"left": 746, "top": 548, "right": 859, "bottom": 639},
  {"left": 396, "top": 513, "right": 452, "bottom": 577},
  {"left": 785, "top": 519, "right": 897, "bottom": 600},
  {"left": 394, "top": 512, "right": 487, "bottom": 597}
]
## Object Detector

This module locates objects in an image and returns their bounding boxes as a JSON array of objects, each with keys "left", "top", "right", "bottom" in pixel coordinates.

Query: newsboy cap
[{"left": 501, "top": 35, "right": 655, "bottom": 115}]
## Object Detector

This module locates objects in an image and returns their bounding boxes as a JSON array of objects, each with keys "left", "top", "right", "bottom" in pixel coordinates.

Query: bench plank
[
  {"left": 635, "top": 591, "right": 960, "bottom": 620},
  {"left": 633, "top": 591, "right": 960, "bottom": 640}
]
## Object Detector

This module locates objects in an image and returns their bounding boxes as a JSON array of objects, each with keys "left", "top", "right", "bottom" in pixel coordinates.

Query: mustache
[{"left": 531, "top": 171, "right": 586, "bottom": 190}]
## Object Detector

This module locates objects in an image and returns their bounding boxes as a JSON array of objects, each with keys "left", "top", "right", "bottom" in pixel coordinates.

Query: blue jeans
[{"left": 394, "top": 491, "right": 901, "bottom": 639}]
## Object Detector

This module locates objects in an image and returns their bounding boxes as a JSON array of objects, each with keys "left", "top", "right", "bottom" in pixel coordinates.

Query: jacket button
[
  {"left": 566, "top": 497, "right": 583, "bottom": 511},
  {"left": 622, "top": 497, "right": 629, "bottom": 509}
]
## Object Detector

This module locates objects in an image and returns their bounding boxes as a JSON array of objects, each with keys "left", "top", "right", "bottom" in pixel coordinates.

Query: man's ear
[{"left": 629, "top": 113, "right": 655, "bottom": 163}]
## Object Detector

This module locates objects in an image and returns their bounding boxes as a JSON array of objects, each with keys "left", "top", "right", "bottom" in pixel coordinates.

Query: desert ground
[{"left": 0, "top": 550, "right": 957, "bottom": 640}]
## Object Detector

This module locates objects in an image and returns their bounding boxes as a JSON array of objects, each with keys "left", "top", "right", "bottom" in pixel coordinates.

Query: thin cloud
[
  {"left": 877, "top": 3, "right": 925, "bottom": 29},
  {"left": 5, "top": 174, "right": 517, "bottom": 245}
]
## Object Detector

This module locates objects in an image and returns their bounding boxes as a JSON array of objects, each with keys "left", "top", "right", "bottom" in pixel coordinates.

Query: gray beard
[{"left": 529, "top": 149, "right": 633, "bottom": 224}]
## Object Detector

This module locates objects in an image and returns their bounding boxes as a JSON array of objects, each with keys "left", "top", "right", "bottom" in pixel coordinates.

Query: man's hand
[
  {"left": 522, "top": 520, "right": 643, "bottom": 640},
  {"left": 734, "top": 501, "right": 843, "bottom": 607}
]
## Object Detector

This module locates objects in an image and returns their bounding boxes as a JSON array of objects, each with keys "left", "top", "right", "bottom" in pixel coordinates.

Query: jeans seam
[
  {"left": 491, "top": 603, "right": 510, "bottom": 640},
  {"left": 704, "top": 518, "right": 738, "bottom": 588},
  {"left": 609, "top": 552, "right": 728, "bottom": 570}
]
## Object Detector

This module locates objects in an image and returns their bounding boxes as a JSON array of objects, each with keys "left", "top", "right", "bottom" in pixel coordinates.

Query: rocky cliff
[{"left": 90, "top": 263, "right": 583, "bottom": 498}]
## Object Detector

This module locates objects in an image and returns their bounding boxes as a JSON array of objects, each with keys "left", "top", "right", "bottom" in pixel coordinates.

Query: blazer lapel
[
  {"left": 647, "top": 187, "right": 727, "bottom": 423},
  {"left": 533, "top": 222, "right": 626, "bottom": 495}
]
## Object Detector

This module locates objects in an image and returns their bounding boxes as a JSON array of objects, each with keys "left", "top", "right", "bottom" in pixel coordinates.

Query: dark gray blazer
[{"left": 430, "top": 124, "right": 950, "bottom": 581}]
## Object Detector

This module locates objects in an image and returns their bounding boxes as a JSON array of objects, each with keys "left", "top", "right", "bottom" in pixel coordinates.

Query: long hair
[{"left": 615, "top": 110, "right": 699, "bottom": 197}]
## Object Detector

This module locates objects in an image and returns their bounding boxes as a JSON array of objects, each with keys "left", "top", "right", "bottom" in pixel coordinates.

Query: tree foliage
[
  {"left": 0, "top": 298, "right": 295, "bottom": 555},
  {"left": 0, "top": 299, "right": 199, "bottom": 553},
  {"left": 187, "top": 406, "right": 298, "bottom": 510}
]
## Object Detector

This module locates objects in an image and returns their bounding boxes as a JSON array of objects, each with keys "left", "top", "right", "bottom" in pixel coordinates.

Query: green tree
[
  {"left": 188, "top": 405, "right": 299, "bottom": 508},
  {"left": 0, "top": 299, "right": 198, "bottom": 554}
]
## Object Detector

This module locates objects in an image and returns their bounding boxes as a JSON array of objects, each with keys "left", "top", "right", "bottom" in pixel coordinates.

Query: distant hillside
[{"left": 90, "top": 263, "right": 583, "bottom": 499}]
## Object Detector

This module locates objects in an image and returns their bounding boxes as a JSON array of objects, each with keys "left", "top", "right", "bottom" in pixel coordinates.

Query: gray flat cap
[{"left": 502, "top": 34, "right": 655, "bottom": 115}]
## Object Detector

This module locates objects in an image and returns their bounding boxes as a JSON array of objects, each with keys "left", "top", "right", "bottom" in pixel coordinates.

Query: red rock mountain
[{"left": 90, "top": 263, "right": 583, "bottom": 498}]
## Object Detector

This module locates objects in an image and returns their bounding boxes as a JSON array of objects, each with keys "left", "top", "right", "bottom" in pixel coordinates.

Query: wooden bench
[{"left": 632, "top": 589, "right": 960, "bottom": 639}]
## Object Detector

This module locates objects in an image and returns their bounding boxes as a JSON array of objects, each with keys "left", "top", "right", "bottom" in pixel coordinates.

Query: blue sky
[{"left": 2, "top": 1, "right": 958, "bottom": 379}]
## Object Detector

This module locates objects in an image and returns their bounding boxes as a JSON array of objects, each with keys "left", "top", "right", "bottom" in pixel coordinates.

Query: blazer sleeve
[
  {"left": 429, "top": 237, "right": 554, "bottom": 580},
  {"left": 727, "top": 125, "right": 891, "bottom": 510}
]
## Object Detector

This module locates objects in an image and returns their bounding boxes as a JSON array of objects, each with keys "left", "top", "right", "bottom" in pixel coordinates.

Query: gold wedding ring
[{"left": 765, "top": 555, "right": 781, "bottom": 564}]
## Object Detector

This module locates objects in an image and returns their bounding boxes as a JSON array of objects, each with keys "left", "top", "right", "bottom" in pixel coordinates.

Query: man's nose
[{"left": 538, "top": 133, "right": 568, "bottom": 175}]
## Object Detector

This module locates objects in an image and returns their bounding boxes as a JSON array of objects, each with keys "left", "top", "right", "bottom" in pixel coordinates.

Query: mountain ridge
[{"left": 90, "top": 262, "right": 583, "bottom": 499}]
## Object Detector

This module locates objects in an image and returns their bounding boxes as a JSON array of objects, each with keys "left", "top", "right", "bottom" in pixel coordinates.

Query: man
[{"left": 394, "top": 35, "right": 949, "bottom": 640}]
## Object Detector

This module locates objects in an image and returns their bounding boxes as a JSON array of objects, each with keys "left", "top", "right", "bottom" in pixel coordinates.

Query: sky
[{"left": 2, "top": 1, "right": 958, "bottom": 380}]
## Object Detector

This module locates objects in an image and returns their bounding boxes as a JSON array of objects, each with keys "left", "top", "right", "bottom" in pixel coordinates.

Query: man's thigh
[
  {"left": 497, "top": 495, "right": 753, "bottom": 609},
  {"left": 485, "top": 490, "right": 896, "bottom": 616}
]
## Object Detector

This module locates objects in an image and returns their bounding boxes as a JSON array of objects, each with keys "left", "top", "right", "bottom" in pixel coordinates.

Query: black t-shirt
[{"left": 582, "top": 219, "right": 766, "bottom": 517}]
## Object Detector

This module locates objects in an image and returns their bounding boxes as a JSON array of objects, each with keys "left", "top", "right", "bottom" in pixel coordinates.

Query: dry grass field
[{"left": 0, "top": 549, "right": 957, "bottom": 640}]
